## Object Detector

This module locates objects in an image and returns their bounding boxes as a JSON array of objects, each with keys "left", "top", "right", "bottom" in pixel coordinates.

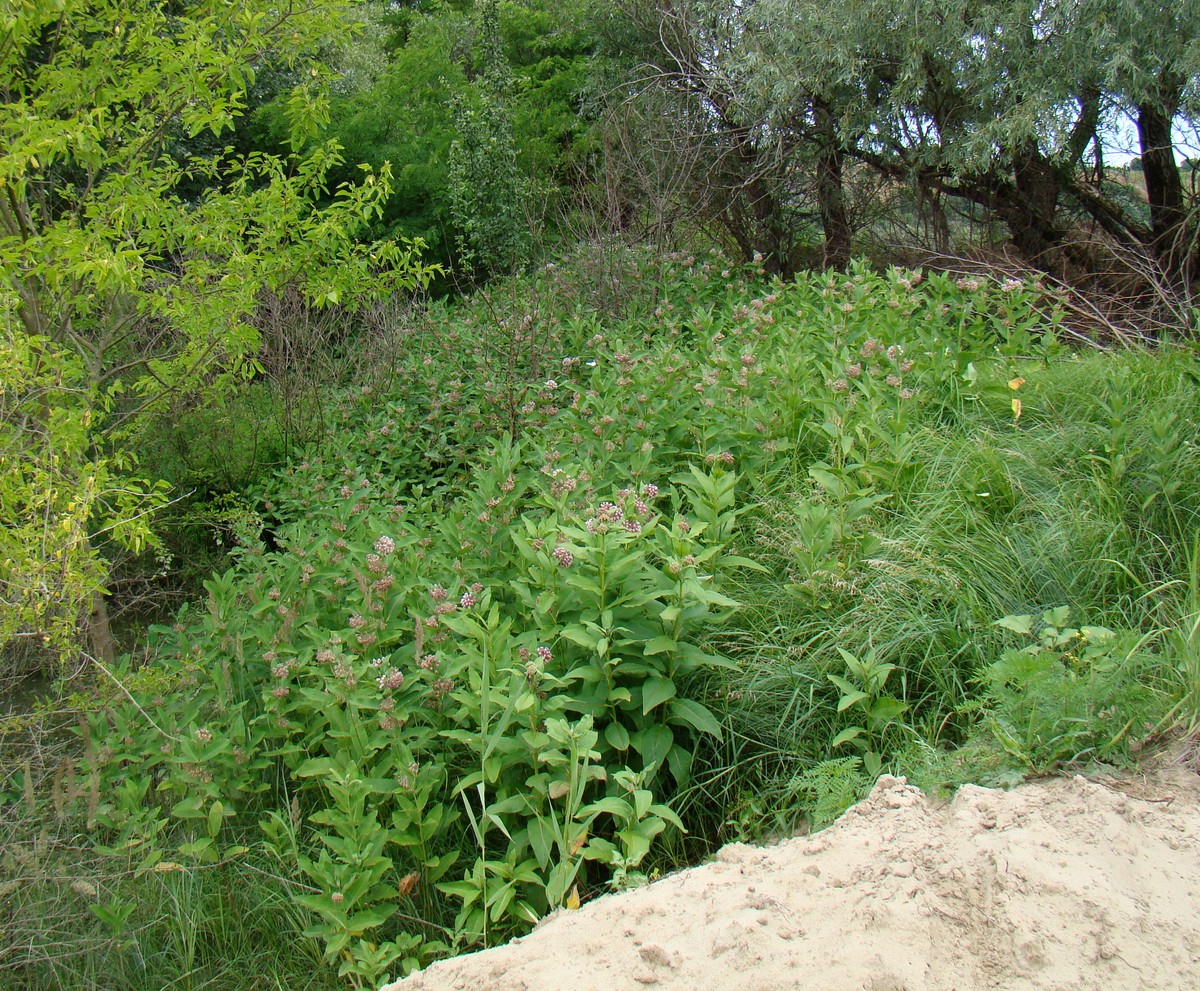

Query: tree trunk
[
  {"left": 1137, "top": 83, "right": 1190, "bottom": 286},
  {"left": 995, "top": 139, "right": 1061, "bottom": 271},
  {"left": 814, "top": 98, "right": 852, "bottom": 271},
  {"left": 913, "top": 171, "right": 951, "bottom": 254},
  {"left": 89, "top": 592, "right": 115, "bottom": 667}
]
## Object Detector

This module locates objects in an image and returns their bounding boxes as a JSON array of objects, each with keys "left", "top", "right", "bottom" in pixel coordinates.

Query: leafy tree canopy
[
  {"left": 310, "top": 0, "right": 595, "bottom": 273},
  {"left": 0, "top": 0, "right": 435, "bottom": 661}
]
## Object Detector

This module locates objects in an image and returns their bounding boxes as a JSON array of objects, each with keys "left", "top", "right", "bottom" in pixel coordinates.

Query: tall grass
[{"left": 703, "top": 345, "right": 1200, "bottom": 839}]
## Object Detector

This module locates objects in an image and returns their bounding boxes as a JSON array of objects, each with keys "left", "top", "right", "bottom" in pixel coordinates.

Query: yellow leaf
[
  {"left": 1012, "top": 398, "right": 1022, "bottom": 421},
  {"left": 397, "top": 871, "right": 420, "bottom": 898},
  {"left": 570, "top": 829, "right": 588, "bottom": 857},
  {"left": 566, "top": 885, "right": 581, "bottom": 910},
  {"left": 1008, "top": 377, "right": 1025, "bottom": 391}
]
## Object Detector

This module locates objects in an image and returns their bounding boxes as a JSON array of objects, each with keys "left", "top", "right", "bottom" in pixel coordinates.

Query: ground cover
[{"left": 3, "top": 255, "right": 1198, "bottom": 989}]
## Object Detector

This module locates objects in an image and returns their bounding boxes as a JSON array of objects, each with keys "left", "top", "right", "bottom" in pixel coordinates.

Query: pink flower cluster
[
  {"left": 585, "top": 483, "right": 661, "bottom": 535},
  {"left": 585, "top": 501, "right": 625, "bottom": 534},
  {"left": 376, "top": 667, "right": 404, "bottom": 692}
]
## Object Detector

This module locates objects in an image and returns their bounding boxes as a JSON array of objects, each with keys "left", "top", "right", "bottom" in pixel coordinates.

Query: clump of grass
[
  {"left": 0, "top": 782, "right": 338, "bottom": 991},
  {"left": 714, "top": 343, "right": 1200, "bottom": 837}
]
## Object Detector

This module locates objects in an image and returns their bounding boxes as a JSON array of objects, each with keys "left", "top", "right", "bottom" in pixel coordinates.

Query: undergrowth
[{"left": 4, "top": 251, "right": 1198, "bottom": 989}]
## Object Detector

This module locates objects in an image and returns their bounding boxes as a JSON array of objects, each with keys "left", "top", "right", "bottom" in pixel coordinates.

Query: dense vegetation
[{"left": 3, "top": 2, "right": 1200, "bottom": 990}]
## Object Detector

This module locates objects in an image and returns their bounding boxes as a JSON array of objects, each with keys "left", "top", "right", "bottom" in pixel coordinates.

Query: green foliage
[
  {"left": 0, "top": 331, "right": 167, "bottom": 664},
  {"left": 982, "top": 609, "right": 1167, "bottom": 771},
  {"left": 828, "top": 648, "right": 909, "bottom": 779},
  {"left": 1165, "top": 534, "right": 1200, "bottom": 734},
  {"left": 48, "top": 394, "right": 753, "bottom": 983},
  {"left": 314, "top": 0, "right": 594, "bottom": 275},
  {"left": 9, "top": 253, "right": 1200, "bottom": 987},
  {"left": 310, "top": 11, "right": 465, "bottom": 261},
  {"left": 448, "top": 0, "right": 530, "bottom": 278},
  {"left": 791, "top": 756, "right": 868, "bottom": 830},
  {"left": 603, "top": 0, "right": 1199, "bottom": 294},
  {"left": 0, "top": 0, "right": 436, "bottom": 666},
  {"left": 679, "top": 266, "right": 1200, "bottom": 837}
]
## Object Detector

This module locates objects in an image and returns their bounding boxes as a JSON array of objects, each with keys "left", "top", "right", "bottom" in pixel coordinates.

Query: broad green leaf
[
  {"left": 1043, "top": 605, "right": 1071, "bottom": 629},
  {"left": 667, "top": 698, "right": 723, "bottom": 739},
  {"left": 631, "top": 724, "right": 674, "bottom": 771},
  {"left": 527, "top": 816, "right": 553, "bottom": 870},
  {"left": 604, "top": 721, "right": 630, "bottom": 751},
  {"left": 869, "top": 697, "right": 908, "bottom": 723},
  {"left": 642, "top": 676, "right": 677, "bottom": 715},
  {"left": 831, "top": 726, "right": 864, "bottom": 748},
  {"left": 994, "top": 614, "right": 1033, "bottom": 635},
  {"left": 580, "top": 796, "right": 633, "bottom": 819},
  {"left": 560, "top": 625, "right": 599, "bottom": 649},
  {"left": 206, "top": 800, "right": 224, "bottom": 839},
  {"left": 837, "top": 690, "right": 869, "bottom": 712},
  {"left": 644, "top": 636, "right": 677, "bottom": 655}
]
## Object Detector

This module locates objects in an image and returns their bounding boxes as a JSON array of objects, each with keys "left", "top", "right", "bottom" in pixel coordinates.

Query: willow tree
[
  {"left": 594, "top": 0, "right": 828, "bottom": 275},
  {"left": 1087, "top": 0, "right": 1200, "bottom": 287},
  {"left": 1, "top": 0, "right": 434, "bottom": 668},
  {"left": 744, "top": 0, "right": 1200, "bottom": 293}
]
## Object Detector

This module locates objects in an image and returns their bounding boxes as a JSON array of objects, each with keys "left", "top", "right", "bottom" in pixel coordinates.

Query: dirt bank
[{"left": 386, "top": 768, "right": 1200, "bottom": 991}]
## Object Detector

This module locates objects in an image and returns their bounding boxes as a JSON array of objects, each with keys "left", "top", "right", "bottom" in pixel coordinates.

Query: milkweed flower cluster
[
  {"left": 827, "top": 339, "right": 919, "bottom": 400},
  {"left": 584, "top": 482, "right": 660, "bottom": 535},
  {"left": 376, "top": 667, "right": 404, "bottom": 692}
]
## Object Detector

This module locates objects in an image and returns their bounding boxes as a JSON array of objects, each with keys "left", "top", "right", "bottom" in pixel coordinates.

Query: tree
[
  {"left": 727, "top": 0, "right": 1200, "bottom": 301},
  {"left": 1, "top": 0, "right": 434, "bottom": 668},
  {"left": 596, "top": 0, "right": 817, "bottom": 275},
  {"left": 1089, "top": 0, "right": 1200, "bottom": 287},
  {"left": 448, "top": 0, "right": 531, "bottom": 279},
  {"left": 314, "top": 0, "right": 595, "bottom": 277}
]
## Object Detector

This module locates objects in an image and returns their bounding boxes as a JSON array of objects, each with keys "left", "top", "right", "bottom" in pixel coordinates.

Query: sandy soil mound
[{"left": 386, "top": 770, "right": 1200, "bottom": 991}]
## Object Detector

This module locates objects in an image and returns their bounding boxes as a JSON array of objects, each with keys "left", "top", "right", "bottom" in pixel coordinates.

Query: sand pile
[{"left": 385, "top": 770, "right": 1200, "bottom": 991}]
